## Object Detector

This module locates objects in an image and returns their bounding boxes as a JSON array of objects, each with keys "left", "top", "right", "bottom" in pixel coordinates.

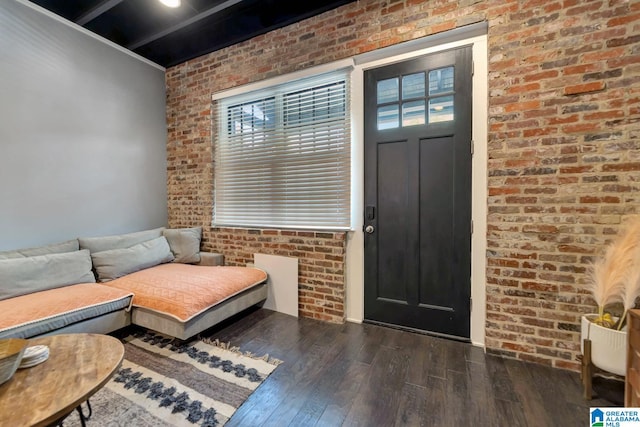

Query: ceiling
[{"left": 28, "top": 0, "right": 356, "bottom": 68}]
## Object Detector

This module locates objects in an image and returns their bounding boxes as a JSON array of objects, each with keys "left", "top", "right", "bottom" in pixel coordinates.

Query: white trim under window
[{"left": 213, "top": 69, "right": 352, "bottom": 230}]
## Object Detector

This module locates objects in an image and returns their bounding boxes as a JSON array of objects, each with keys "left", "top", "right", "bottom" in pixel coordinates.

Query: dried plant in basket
[{"left": 587, "top": 217, "right": 640, "bottom": 329}]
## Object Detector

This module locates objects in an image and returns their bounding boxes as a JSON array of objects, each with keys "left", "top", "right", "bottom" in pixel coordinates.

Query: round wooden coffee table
[{"left": 0, "top": 333, "right": 124, "bottom": 427}]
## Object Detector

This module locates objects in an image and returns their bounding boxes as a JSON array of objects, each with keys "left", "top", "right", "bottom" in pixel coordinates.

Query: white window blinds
[{"left": 214, "top": 69, "right": 351, "bottom": 230}]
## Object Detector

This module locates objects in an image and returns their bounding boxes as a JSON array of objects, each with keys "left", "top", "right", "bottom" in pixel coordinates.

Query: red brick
[
  {"left": 607, "top": 13, "right": 640, "bottom": 26},
  {"left": 583, "top": 110, "right": 624, "bottom": 120},
  {"left": 563, "top": 63, "right": 602, "bottom": 75},
  {"left": 522, "top": 224, "right": 559, "bottom": 233},
  {"left": 506, "top": 82, "right": 541, "bottom": 94},
  {"left": 583, "top": 47, "right": 626, "bottom": 62},
  {"left": 563, "top": 81, "right": 606, "bottom": 95},
  {"left": 547, "top": 115, "right": 578, "bottom": 125},
  {"left": 562, "top": 122, "right": 600, "bottom": 133},
  {"left": 523, "top": 127, "right": 557, "bottom": 137},
  {"left": 602, "top": 163, "right": 640, "bottom": 172},
  {"left": 523, "top": 70, "right": 560, "bottom": 82}
]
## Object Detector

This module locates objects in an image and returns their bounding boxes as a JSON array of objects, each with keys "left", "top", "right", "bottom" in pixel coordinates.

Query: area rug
[{"left": 65, "top": 330, "right": 282, "bottom": 427}]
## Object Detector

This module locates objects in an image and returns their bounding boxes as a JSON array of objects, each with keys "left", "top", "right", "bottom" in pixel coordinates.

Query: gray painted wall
[{"left": 0, "top": 1, "right": 168, "bottom": 250}]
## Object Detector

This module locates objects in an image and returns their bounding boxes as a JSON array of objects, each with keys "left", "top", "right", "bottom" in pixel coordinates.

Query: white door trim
[{"left": 345, "top": 33, "right": 488, "bottom": 348}]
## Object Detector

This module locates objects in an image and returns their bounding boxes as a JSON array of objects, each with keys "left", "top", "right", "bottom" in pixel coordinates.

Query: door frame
[{"left": 345, "top": 32, "right": 488, "bottom": 347}]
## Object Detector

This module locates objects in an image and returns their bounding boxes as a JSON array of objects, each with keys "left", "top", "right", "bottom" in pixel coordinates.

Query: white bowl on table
[{"left": 0, "top": 338, "right": 28, "bottom": 385}]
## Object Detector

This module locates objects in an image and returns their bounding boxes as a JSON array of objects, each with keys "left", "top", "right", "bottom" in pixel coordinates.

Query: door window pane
[
  {"left": 377, "top": 78, "right": 399, "bottom": 104},
  {"left": 402, "top": 73, "right": 425, "bottom": 100},
  {"left": 429, "top": 67, "right": 454, "bottom": 95},
  {"left": 428, "top": 96, "right": 454, "bottom": 123},
  {"left": 378, "top": 105, "right": 399, "bottom": 130},
  {"left": 402, "top": 100, "right": 425, "bottom": 127}
]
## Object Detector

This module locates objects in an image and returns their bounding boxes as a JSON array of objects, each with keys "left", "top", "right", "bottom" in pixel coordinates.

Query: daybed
[{"left": 0, "top": 227, "right": 267, "bottom": 340}]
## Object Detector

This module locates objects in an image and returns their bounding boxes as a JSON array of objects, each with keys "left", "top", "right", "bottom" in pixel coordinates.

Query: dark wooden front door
[{"left": 363, "top": 46, "right": 473, "bottom": 339}]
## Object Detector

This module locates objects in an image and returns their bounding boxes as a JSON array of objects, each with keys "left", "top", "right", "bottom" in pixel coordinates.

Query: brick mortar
[{"left": 167, "top": 0, "right": 640, "bottom": 370}]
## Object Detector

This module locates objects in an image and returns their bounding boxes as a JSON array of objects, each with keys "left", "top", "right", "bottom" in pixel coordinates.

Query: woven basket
[{"left": 0, "top": 338, "right": 28, "bottom": 386}]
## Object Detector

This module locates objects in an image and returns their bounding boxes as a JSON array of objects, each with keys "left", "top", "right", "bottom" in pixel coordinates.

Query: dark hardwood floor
[{"left": 200, "top": 308, "right": 623, "bottom": 427}]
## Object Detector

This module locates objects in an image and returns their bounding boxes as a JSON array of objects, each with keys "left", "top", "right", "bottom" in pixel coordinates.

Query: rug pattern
[{"left": 65, "top": 330, "right": 281, "bottom": 427}]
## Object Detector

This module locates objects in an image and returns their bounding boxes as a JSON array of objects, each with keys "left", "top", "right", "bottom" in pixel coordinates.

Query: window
[
  {"left": 214, "top": 70, "right": 351, "bottom": 230},
  {"left": 376, "top": 66, "right": 455, "bottom": 130}
]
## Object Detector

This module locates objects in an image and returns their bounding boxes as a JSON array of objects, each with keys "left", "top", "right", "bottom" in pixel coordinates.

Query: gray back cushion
[
  {"left": 91, "top": 236, "right": 175, "bottom": 282},
  {"left": 163, "top": 227, "right": 202, "bottom": 264},
  {"left": 0, "top": 239, "right": 80, "bottom": 260},
  {"left": 78, "top": 227, "right": 164, "bottom": 253},
  {"left": 0, "top": 249, "right": 96, "bottom": 301}
]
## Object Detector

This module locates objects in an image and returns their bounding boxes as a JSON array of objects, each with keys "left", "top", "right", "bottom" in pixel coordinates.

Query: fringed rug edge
[{"left": 198, "top": 337, "right": 283, "bottom": 366}]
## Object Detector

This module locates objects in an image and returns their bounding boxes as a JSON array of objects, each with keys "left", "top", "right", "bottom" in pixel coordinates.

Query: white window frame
[{"left": 213, "top": 66, "right": 353, "bottom": 230}]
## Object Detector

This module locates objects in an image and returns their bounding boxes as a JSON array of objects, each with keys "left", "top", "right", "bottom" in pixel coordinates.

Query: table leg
[
  {"left": 583, "top": 338, "right": 593, "bottom": 400},
  {"left": 75, "top": 400, "right": 92, "bottom": 427}
]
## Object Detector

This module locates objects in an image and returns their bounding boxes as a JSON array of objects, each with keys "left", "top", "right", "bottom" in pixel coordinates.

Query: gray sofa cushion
[
  {"left": 78, "top": 227, "right": 165, "bottom": 253},
  {"left": 91, "top": 236, "right": 175, "bottom": 282},
  {"left": 163, "top": 227, "right": 202, "bottom": 264},
  {"left": 0, "top": 251, "right": 23, "bottom": 260},
  {"left": 0, "top": 239, "right": 80, "bottom": 260},
  {"left": 0, "top": 283, "right": 133, "bottom": 339},
  {"left": 0, "top": 249, "right": 96, "bottom": 300}
]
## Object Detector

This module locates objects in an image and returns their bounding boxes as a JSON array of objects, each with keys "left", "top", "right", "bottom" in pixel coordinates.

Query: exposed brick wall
[
  {"left": 211, "top": 228, "right": 346, "bottom": 321},
  {"left": 484, "top": 0, "right": 640, "bottom": 371},
  {"left": 166, "top": 0, "right": 640, "bottom": 369}
]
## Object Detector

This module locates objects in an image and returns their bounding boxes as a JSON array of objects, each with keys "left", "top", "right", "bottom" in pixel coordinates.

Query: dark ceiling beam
[
  {"left": 127, "top": 0, "right": 243, "bottom": 50},
  {"left": 75, "top": 0, "right": 124, "bottom": 26}
]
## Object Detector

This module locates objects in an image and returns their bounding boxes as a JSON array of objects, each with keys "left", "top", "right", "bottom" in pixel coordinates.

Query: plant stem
[{"left": 618, "top": 309, "right": 628, "bottom": 330}]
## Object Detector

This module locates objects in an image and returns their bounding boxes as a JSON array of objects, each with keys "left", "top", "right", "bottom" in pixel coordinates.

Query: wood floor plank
[
  {"left": 264, "top": 329, "right": 356, "bottom": 426},
  {"left": 221, "top": 317, "right": 333, "bottom": 426},
  {"left": 482, "top": 356, "right": 520, "bottom": 403},
  {"left": 444, "top": 338, "right": 470, "bottom": 374},
  {"left": 343, "top": 345, "right": 412, "bottom": 426},
  {"left": 354, "top": 322, "right": 387, "bottom": 364},
  {"left": 465, "top": 344, "right": 487, "bottom": 365},
  {"left": 443, "top": 369, "right": 472, "bottom": 426},
  {"left": 502, "top": 357, "right": 560, "bottom": 427},
  {"left": 464, "top": 364, "right": 500, "bottom": 426},
  {"left": 394, "top": 383, "right": 429, "bottom": 426},
  {"left": 405, "top": 338, "right": 436, "bottom": 387},
  {"left": 315, "top": 360, "right": 370, "bottom": 427},
  {"left": 526, "top": 361, "right": 587, "bottom": 422},
  {"left": 288, "top": 356, "right": 364, "bottom": 426},
  {"left": 332, "top": 321, "right": 371, "bottom": 362},
  {"left": 493, "top": 398, "right": 528, "bottom": 427},
  {"left": 423, "top": 337, "right": 449, "bottom": 380},
  {"left": 422, "top": 375, "right": 446, "bottom": 426},
  {"left": 198, "top": 309, "right": 624, "bottom": 426}
]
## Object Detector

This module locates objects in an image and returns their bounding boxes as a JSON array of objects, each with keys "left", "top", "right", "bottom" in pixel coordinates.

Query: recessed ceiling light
[{"left": 159, "top": 0, "right": 181, "bottom": 7}]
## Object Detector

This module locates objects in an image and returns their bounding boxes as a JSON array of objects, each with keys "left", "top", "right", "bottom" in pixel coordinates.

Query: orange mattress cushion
[
  {"left": 103, "top": 263, "right": 267, "bottom": 322},
  {"left": 0, "top": 283, "right": 133, "bottom": 331}
]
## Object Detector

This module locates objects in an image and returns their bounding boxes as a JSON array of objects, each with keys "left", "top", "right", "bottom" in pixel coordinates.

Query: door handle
[{"left": 365, "top": 225, "right": 375, "bottom": 234}]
